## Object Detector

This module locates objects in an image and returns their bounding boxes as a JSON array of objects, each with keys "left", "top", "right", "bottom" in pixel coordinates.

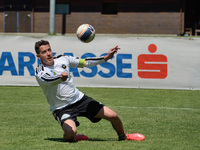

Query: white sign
[{"left": 0, "top": 35, "right": 200, "bottom": 90}]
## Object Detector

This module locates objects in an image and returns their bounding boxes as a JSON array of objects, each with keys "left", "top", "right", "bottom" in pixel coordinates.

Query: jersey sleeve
[
  {"left": 35, "top": 64, "right": 62, "bottom": 86},
  {"left": 84, "top": 57, "right": 105, "bottom": 67},
  {"left": 66, "top": 55, "right": 105, "bottom": 68}
]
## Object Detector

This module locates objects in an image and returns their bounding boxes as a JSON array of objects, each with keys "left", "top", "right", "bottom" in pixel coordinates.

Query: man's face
[{"left": 36, "top": 44, "right": 54, "bottom": 66}]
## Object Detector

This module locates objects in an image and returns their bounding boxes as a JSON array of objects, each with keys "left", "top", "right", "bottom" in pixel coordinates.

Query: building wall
[
  {"left": 33, "top": 12, "right": 49, "bottom": 33},
  {"left": 0, "top": 0, "right": 3, "bottom": 32},
  {"left": 50, "top": 0, "right": 184, "bottom": 34},
  {"left": 59, "top": 12, "right": 182, "bottom": 34},
  {"left": 33, "top": 13, "right": 64, "bottom": 33},
  {"left": 0, "top": 12, "right": 3, "bottom": 32},
  {"left": 0, "top": 0, "right": 184, "bottom": 34}
]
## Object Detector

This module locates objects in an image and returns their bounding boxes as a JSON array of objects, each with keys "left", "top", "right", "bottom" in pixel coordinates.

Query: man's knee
[
  {"left": 62, "top": 120, "right": 77, "bottom": 142},
  {"left": 63, "top": 132, "right": 76, "bottom": 142},
  {"left": 109, "top": 112, "right": 120, "bottom": 121},
  {"left": 100, "top": 106, "right": 120, "bottom": 121}
]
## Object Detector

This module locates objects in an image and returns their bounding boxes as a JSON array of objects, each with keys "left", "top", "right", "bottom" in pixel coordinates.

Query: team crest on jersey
[{"left": 62, "top": 64, "right": 66, "bottom": 69}]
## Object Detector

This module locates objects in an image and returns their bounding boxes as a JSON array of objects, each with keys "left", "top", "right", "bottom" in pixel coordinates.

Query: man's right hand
[{"left": 60, "top": 72, "right": 68, "bottom": 81}]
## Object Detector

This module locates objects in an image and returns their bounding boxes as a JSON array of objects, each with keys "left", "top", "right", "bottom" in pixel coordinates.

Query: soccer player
[{"left": 35, "top": 40, "right": 145, "bottom": 142}]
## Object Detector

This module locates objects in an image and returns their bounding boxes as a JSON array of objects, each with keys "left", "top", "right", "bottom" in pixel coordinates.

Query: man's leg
[
  {"left": 94, "top": 106, "right": 126, "bottom": 139},
  {"left": 94, "top": 106, "right": 145, "bottom": 141},
  {"left": 62, "top": 119, "right": 77, "bottom": 142}
]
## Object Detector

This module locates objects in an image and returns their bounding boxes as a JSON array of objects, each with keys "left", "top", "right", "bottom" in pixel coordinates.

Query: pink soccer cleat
[
  {"left": 126, "top": 133, "right": 145, "bottom": 141},
  {"left": 75, "top": 134, "right": 89, "bottom": 141}
]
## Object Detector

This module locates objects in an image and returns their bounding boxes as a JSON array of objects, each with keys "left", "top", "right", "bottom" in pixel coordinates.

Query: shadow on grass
[
  {"left": 45, "top": 137, "right": 115, "bottom": 142},
  {"left": 89, "top": 138, "right": 115, "bottom": 142},
  {"left": 45, "top": 138, "right": 64, "bottom": 143}
]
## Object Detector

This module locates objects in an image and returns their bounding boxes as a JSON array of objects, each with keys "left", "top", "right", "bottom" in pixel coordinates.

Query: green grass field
[{"left": 0, "top": 86, "right": 199, "bottom": 150}]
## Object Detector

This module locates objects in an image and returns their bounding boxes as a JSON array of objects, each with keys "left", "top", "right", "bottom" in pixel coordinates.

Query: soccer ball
[{"left": 76, "top": 24, "right": 95, "bottom": 43}]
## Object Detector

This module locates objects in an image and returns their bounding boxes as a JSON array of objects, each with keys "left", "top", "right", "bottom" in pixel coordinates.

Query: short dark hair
[{"left": 35, "top": 40, "right": 50, "bottom": 54}]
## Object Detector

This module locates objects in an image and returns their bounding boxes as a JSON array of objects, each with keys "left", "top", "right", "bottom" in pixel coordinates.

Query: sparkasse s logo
[{"left": 138, "top": 44, "right": 168, "bottom": 79}]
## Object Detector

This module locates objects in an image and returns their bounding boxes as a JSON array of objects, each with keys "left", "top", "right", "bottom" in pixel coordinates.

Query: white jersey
[{"left": 35, "top": 55, "right": 105, "bottom": 112}]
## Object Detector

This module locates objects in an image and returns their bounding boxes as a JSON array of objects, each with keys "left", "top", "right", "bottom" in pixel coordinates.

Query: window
[
  {"left": 102, "top": 2, "right": 118, "bottom": 15},
  {"left": 55, "top": 3, "right": 70, "bottom": 14}
]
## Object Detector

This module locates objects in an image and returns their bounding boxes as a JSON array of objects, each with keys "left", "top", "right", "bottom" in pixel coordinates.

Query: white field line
[
  {"left": 0, "top": 103, "right": 199, "bottom": 111},
  {"left": 0, "top": 103, "right": 48, "bottom": 106},
  {"left": 110, "top": 106, "right": 200, "bottom": 111}
]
